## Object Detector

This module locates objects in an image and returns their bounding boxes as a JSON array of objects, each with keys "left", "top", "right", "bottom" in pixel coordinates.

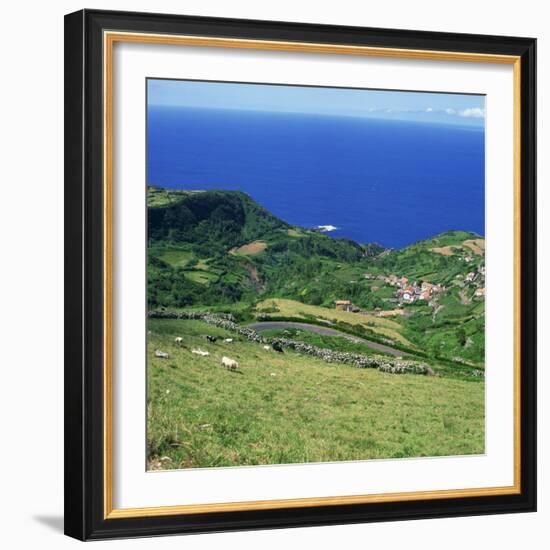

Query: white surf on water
[{"left": 316, "top": 225, "right": 339, "bottom": 232}]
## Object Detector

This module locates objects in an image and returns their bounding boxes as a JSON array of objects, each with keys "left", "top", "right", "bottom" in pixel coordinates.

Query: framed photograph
[{"left": 64, "top": 9, "right": 536, "bottom": 540}]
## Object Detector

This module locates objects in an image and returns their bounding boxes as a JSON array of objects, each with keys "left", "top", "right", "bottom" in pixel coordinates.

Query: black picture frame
[{"left": 64, "top": 8, "right": 536, "bottom": 541}]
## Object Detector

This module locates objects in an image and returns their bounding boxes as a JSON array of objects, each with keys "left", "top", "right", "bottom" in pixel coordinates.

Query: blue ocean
[{"left": 147, "top": 106, "right": 485, "bottom": 248}]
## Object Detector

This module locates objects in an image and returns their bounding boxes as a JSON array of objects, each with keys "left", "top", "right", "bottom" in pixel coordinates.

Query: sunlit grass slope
[{"left": 147, "top": 319, "right": 485, "bottom": 469}]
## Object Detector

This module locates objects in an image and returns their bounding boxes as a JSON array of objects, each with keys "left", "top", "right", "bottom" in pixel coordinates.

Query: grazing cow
[
  {"left": 221, "top": 356, "right": 239, "bottom": 371},
  {"left": 174, "top": 337, "right": 183, "bottom": 346},
  {"left": 154, "top": 349, "right": 169, "bottom": 359},
  {"left": 191, "top": 348, "right": 210, "bottom": 356},
  {"left": 263, "top": 345, "right": 271, "bottom": 351},
  {"left": 205, "top": 335, "right": 217, "bottom": 343},
  {"left": 272, "top": 342, "right": 284, "bottom": 354}
]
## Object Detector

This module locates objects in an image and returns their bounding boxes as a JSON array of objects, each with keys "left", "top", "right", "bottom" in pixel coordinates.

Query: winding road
[{"left": 247, "top": 321, "right": 409, "bottom": 357}]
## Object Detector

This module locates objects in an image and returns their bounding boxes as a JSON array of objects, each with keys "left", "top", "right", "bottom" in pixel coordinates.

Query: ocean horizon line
[{"left": 147, "top": 103, "right": 485, "bottom": 131}]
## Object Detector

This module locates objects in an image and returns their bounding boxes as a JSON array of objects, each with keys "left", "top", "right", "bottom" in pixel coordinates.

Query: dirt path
[{"left": 247, "top": 321, "right": 409, "bottom": 357}]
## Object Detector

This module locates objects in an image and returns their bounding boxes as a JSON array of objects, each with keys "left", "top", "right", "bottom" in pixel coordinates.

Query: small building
[
  {"left": 402, "top": 287, "right": 415, "bottom": 303},
  {"left": 420, "top": 290, "right": 431, "bottom": 301},
  {"left": 335, "top": 300, "right": 352, "bottom": 312}
]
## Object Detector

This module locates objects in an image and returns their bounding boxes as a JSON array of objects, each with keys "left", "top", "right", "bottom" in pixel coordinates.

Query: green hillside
[
  {"left": 374, "top": 230, "right": 484, "bottom": 285},
  {"left": 146, "top": 187, "right": 486, "bottom": 469},
  {"left": 147, "top": 186, "right": 485, "bottom": 366},
  {"left": 147, "top": 319, "right": 484, "bottom": 469},
  {"left": 147, "top": 186, "right": 366, "bottom": 309},
  {"left": 148, "top": 187, "right": 289, "bottom": 251}
]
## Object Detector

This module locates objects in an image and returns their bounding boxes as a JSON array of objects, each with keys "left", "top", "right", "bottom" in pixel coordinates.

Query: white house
[{"left": 402, "top": 287, "right": 415, "bottom": 302}]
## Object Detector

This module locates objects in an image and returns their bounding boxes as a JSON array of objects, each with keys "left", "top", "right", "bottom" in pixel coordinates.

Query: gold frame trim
[{"left": 103, "top": 31, "right": 522, "bottom": 519}]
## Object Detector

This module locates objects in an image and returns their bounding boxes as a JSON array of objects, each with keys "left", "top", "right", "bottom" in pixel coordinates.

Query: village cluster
[
  {"left": 368, "top": 274, "right": 446, "bottom": 304},
  {"left": 334, "top": 266, "right": 485, "bottom": 314},
  {"left": 366, "top": 268, "right": 485, "bottom": 304}
]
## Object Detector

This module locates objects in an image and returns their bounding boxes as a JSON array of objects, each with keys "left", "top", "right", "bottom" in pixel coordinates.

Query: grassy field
[
  {"left": 430, "top": 237, "right": 485, "bottom": 257},
  {"left": 255, "top": 298, "right": 414, "bottom": 347},
  {"left": 147, "top": 318, "right": 485, "bottom": 470},
  {"left": 230, "top": 240, "right": 268, "bottom": 256},
  {"left": 155, "top": 248, "right": 194, "bottom": 268},
  {"left": 184, "top": 270, "right": 218, "bottom": 284},
  {"left": 147, "top": 185, "right": 194, "bottom": 207},
  {"left": 463, "top": 239, "right": 485, "bottom": 255}
]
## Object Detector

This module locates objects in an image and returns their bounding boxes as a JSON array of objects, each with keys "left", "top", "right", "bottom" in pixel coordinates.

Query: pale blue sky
[{"left": 148, "top": 79, "right": 485, "bottom": 127}]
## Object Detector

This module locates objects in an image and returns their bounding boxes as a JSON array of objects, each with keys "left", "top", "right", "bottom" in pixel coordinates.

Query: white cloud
[
  {"left": 458, "top": 107, "right": 486, "bottom": 118},
  {"left": 361, "top": 105, "right": 485, "bottom": 121}
]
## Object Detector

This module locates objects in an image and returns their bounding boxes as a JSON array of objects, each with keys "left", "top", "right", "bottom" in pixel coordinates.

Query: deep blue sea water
[{"left": 147, "top": 106, "right": 484, "bottom": 248}]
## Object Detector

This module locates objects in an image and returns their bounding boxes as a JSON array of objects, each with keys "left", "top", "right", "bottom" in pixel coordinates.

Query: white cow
[
  {"left": 154, "top": 349, "right": 169, "bottom": 359},
  {"left": 174, "top": 337, "right": 183, "bottom": 346},
  {"left": 191, "top": 348, "right": 210, "bottom": 357},
  {"left": 224, "top": 338, "right": 234, "bottom": 343},
  {"left": 221, "top": 356, "right": 239, "bottom": 371}
]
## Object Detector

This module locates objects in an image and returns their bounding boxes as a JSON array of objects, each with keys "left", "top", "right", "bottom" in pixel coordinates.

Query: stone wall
[{"left": 148, "top": 310, "right": 434, "bottom": 376}]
